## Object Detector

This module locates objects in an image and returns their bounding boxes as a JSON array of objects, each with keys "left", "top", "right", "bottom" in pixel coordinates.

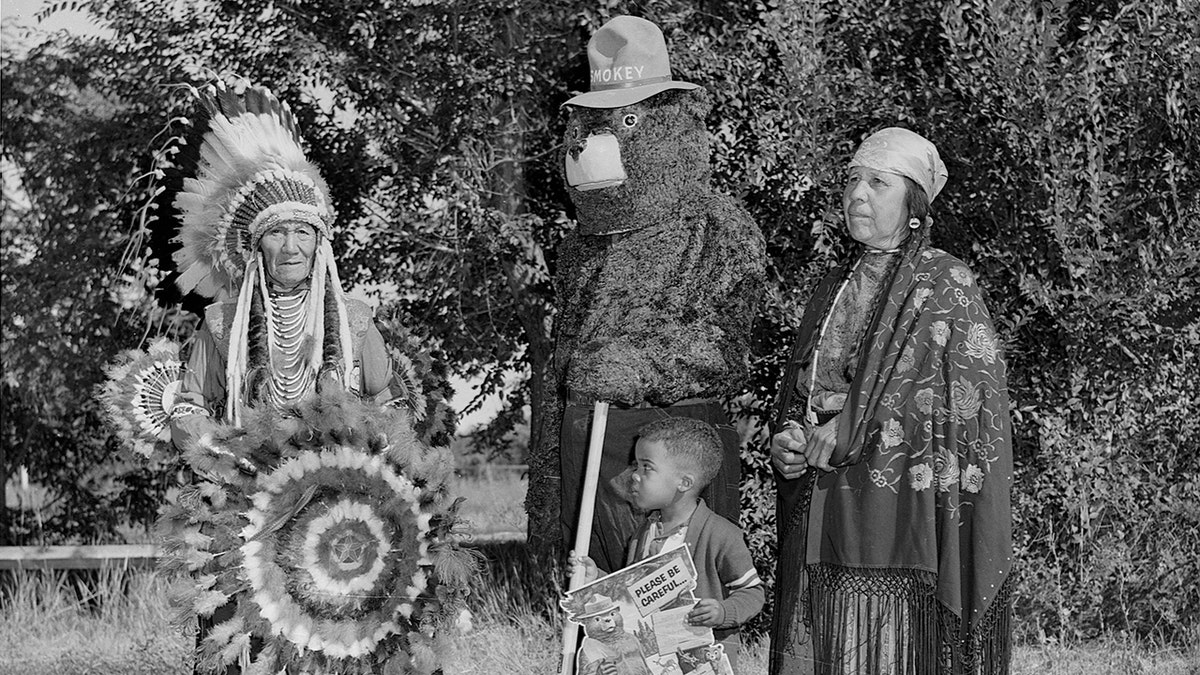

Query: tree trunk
[{"left": 490, "top": 4, "right": 562, "bottom": 560}]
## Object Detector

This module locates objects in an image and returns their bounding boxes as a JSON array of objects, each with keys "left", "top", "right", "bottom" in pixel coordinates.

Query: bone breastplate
[{"left": 265, "top": 288, "right": 316, "bottom": 407}]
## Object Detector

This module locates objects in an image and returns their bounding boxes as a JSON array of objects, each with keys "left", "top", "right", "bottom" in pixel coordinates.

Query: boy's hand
[
  {"left": 686, "top": 598, "right": 725, "bottom": 627},
  {"left": 568, "top": 550, "right": 600, "bottom": 584}
]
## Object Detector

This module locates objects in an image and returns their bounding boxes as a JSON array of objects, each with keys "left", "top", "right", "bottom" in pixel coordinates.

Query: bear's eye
[{"left": 622, "top": 114, "right": 638, "bottom": 128}]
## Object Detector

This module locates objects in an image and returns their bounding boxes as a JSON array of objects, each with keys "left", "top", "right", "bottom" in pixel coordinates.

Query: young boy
[{"left": 575, "top": 417, "right": 764, "bottom": 670}]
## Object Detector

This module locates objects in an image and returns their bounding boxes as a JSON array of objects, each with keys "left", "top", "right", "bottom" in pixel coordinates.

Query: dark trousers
[{"left": 559, "top": 399, "right": 742, "bottom": 573}]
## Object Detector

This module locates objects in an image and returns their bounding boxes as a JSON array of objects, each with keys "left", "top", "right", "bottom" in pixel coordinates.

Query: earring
[{"left": 908, "top": 219, "right": 921, "bottom": 229}]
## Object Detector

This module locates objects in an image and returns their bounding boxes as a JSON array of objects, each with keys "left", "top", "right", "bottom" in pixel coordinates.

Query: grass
[
  {"left": 0, "top": 567, "right": 192, "bottom": 674},
  {"left": 2, "top": 472, "right": 1198, "bottom": 674},
  {"left": 454, "top": 468, "right": 528, "bottom": 539},
  {"left": 3, "top": 559, "right": 1197, "bottom": 675}
]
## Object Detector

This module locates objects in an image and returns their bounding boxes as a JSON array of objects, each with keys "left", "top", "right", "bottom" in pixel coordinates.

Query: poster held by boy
[{"left": 562, "top": 546, "right": 734, "bottom": 675}]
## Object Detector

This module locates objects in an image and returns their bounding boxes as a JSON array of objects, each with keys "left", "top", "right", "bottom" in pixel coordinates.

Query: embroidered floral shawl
[{"left": 771, "top": 245, "right": 1013, "bottom": 671}]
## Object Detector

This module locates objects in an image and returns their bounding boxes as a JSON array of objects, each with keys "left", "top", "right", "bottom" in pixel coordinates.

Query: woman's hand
[
  {"left": 771, "top": 422, "right": 809, "bottom": 480},
  {"left": 804, "top": 416, "right": 841, "bottom": 471}
]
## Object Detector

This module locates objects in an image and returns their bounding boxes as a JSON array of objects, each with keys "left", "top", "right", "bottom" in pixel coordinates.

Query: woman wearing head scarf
[{"left": 768, "top": 128, "right": 1013, "bottom": 674}]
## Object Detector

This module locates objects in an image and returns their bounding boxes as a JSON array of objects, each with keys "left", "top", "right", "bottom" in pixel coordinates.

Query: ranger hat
[
  {"left": 564, "top": 15, "right": 700, "bottom": 109},
  {"left": 573, "top": 593, "right": 621, "bottom": 620}
]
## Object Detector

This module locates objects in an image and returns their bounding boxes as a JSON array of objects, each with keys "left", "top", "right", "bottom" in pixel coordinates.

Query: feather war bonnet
[{"left": 171, "top": 82, "right": 335, "bottom": 300}]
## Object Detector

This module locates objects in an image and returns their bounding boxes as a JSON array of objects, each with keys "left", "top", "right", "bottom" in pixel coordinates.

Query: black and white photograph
[{"left": 2, "top": 1, "right": 1197, "bottom": 673}]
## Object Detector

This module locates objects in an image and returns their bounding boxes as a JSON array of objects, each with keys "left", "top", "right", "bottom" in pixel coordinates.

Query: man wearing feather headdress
[
  {"left": 155, "top": 83, "right": 429, "bottom": 675},
  {"left": 98, "top": 82, "right": 473, "bottom": 675},
  {"left": 165, "top": 83, "right": 397, "bottom": 447}
]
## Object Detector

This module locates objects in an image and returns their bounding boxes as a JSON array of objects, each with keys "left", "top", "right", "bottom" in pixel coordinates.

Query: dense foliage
[{"left": 2, "top": 0, "right": 1196, "bottom": 644}]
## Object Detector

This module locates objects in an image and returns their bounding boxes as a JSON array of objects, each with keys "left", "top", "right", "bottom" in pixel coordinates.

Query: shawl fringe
[{"left": 784, "top": 563, "right": 1012, "bottom": 675}]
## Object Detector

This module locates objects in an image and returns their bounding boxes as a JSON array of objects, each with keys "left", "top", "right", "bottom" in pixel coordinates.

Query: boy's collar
[{"left": 651, "top": 499, "right": 702, "bottom": 534}]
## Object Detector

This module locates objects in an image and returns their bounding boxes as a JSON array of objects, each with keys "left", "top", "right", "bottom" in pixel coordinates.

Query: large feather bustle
[{"left": 171, "top": 83, "right": 334, "bottom": 300}]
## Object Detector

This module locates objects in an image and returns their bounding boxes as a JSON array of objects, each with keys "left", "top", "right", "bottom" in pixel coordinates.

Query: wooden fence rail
[
  {"left": 4, "top": 464, "right": 529, "bottom": 571},
  {"left": 0, "top": 544, "right": 159, "bottom": 571},
  {"left": 0, "top": 531, "right": 525, "bottom": 571}
]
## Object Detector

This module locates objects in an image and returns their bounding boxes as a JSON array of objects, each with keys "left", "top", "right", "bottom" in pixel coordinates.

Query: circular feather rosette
[
  {"left": 97, "top": 337, "right": 187, "bottom": 458},
  {"left": 241, "top": 446, "right": 433, "bottom": 660},
  {"left": 158, "top": 389, "right": 478, "bottom": 675}
]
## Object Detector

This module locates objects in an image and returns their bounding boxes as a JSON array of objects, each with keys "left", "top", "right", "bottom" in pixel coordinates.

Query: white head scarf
[{"left": 850, "top": 127, "right": 948, "bottom": 202}]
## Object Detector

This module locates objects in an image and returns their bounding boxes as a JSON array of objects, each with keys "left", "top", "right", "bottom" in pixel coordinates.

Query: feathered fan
[{"left": 98, "top": 337, "right": 186, "bottom": 458}]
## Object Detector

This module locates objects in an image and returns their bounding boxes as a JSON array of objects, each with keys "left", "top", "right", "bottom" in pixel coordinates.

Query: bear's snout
[{"left": 564, "top": 132, "right": 627, "bottom": 191}]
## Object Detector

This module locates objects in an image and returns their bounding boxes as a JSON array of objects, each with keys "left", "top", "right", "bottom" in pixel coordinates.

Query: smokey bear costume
[{"left": 553, "top": 15, "right": 767, "bottom": 572}]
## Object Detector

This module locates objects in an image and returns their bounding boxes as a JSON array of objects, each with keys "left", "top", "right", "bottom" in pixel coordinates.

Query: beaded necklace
[{"left": 266, "top": 287, "right": 316, "bottom": 407}]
